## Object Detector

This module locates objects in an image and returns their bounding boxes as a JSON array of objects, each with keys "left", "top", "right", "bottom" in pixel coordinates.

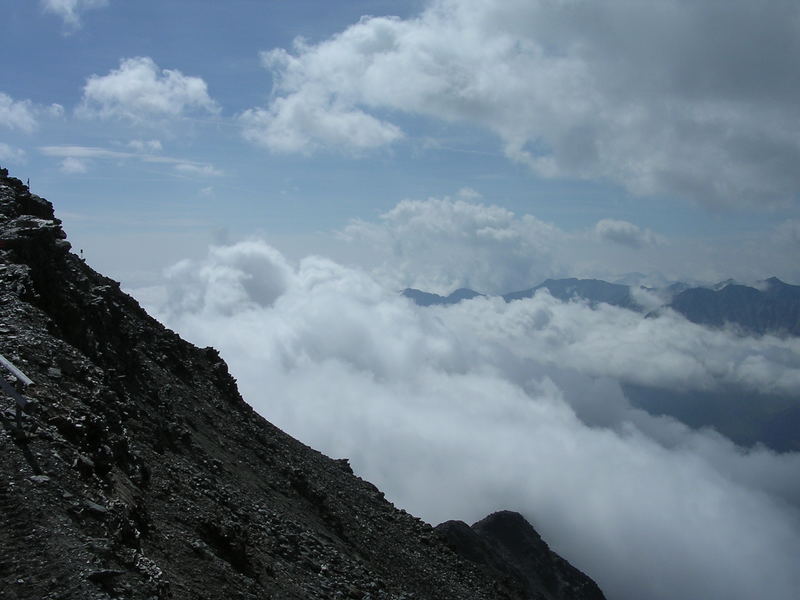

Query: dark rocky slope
[
  {"left": 0, "top": 167, "right": 605, "bottom": 600},
  {"left": 436, "top": 512, "right": 605, "bottom": 600}
]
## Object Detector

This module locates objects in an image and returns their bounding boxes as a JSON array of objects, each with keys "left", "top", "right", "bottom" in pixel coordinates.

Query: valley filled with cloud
[{"left": 149, "top": 228, "right": 800, "bottom": 600}]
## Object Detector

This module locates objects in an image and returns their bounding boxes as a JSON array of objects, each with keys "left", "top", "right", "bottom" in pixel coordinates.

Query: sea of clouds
[{"left": 146, "top": 230, "right": 800, "bottom": 600}]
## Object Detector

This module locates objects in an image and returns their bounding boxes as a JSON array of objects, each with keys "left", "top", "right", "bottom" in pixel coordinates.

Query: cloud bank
[
  {"left": 149, "top": 238, "right": 800, "bottom": 600},
  {"left": 79, "top": 57, "right": 219, "bottom": 122},
  {"left": 245, "top": 0, "right": 800, "bottom": 207}
]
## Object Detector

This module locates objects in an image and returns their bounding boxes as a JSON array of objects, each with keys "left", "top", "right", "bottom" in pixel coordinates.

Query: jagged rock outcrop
[
  {"left": 436, "top": 512, "right": 605, "bottom": 600},
  {"left": 0, "top": 167, "right": 606, "bottom": 600}
]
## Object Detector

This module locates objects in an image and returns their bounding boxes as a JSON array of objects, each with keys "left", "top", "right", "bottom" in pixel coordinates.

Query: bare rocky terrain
[{"left": 0, "top": 166, "right": 605, "bottom": 600}]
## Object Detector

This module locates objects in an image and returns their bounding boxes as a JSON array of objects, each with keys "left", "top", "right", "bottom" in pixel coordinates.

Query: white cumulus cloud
[
  {"left": 79, "top": 57, "right": 219, "bottom": 122},
  {"left": 59, "top": 156, "right": 89, "bottom": 174},
  {"left": 147, "top": 239, "right": 800, "bottom": 600},
  {"left": 246, "top": 0, "right": 800, "bottom": 208},
  {"left": 0, "top": 93, "right": 39, "bottom": 133},
  {"left": 0, "top": 143, "right": 26, "bottom": 163}
]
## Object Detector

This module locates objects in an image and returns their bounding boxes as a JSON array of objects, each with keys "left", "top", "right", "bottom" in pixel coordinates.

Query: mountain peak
[{"left": 436, "top": 510, "right": 606, "bottom": 600}]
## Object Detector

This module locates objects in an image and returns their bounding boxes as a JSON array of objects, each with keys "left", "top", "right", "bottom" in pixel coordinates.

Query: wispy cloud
[
  {"left": 41, "top": 0, "right": 108, "bottom": 30},
  {"left": 174, "top": 163, "right": 223, "bottom": 177},
  {"left": 39, "top": 145, "right": 221, "bottom": 177}
]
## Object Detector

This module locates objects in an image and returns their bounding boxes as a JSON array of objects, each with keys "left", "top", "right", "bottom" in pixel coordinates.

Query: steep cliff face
[{"left": 0, "top": 167, "right": 605, "bottom": 600}]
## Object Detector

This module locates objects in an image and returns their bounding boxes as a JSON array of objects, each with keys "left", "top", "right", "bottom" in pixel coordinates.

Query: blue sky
[{"left": 2, "top": 0, "right": 800, "bottom": 290}]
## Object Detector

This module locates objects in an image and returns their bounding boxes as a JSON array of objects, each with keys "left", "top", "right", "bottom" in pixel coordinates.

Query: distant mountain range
[
  {"left": 664, "top": 277, "right": 800, "bottom": 336},
  {"left": 402, "top": 287, "right": 485, "bottom": 306},
  {"left": 403, "top": 276, "right": 800, "bottom": 337},
  {"left": 403, "top": 276, "right": 800, "bottom": 452},
  {"left": 502, "top": 278, "right": 641, "bottom": 310}
]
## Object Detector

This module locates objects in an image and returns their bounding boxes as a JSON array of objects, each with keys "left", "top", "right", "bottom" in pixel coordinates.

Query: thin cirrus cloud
[
  {"left": 243, "top": 0, "right": 800, "bottom": 208},
  {"left": 40, "top": 0, "right": 108, "bottom": 29},
  {"left": 146, "top": 237, "right": 800, "bottom": 600},
  {"left": 39, "top": 145, "right": 222, "bottom": 177},
  {"left": 173, "top": 163, "right": 224, "bottom": 177},
  {"left": 78, "top": 57, "right": 219, "bottom": 123}
]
